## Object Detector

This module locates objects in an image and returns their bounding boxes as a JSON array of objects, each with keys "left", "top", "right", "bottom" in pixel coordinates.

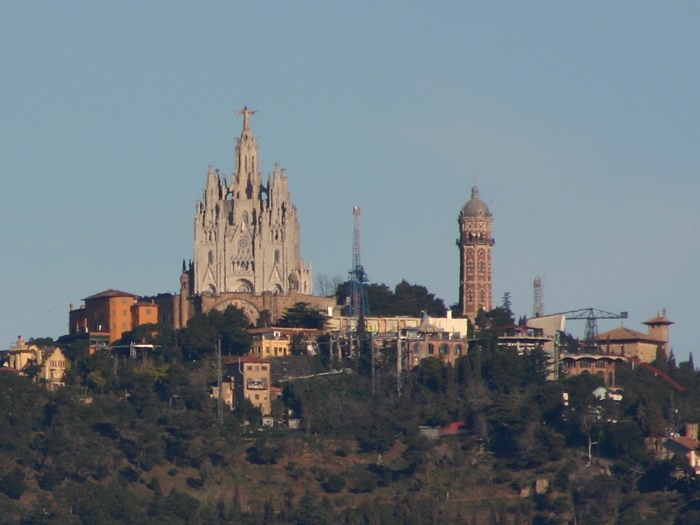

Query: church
[
  {"left": 193, "top": 107, "right": 312, "bottom": 297},
  {"left": 174, "top": 108, "right": 332, "bottom": 328}
]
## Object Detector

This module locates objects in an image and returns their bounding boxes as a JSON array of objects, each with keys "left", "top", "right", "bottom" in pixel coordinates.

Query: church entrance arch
[{"left": 212, "top": 298, "right": 260, "bottom": 325}]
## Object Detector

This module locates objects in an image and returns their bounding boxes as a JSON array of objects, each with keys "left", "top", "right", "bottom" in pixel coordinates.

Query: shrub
[{"left": 322, "top": 474, "right": 346, "bottom": 493}]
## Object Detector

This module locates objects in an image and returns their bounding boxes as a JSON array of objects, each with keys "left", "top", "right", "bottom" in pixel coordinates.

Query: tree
[
  {"left": 0, "top": 468, "right": 27, "bottom": 500},
  {"left": 316, "top": 274, "right": 343, "bottom": 297},
  {"left": 278, "top": 303, "right": 326, "bottom": 329},
  {"left": 336, "top": 280, "right": 447, "bottom": 317},
  {"left": 177, "top": 305, "right": 251, "bottom": 360}
]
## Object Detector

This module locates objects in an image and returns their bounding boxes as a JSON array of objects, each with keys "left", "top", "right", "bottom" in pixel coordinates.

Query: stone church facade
[
  {"left": 193, "top": 107, "right": 312, "bottom": 297},
  {"left": 171, "top": 107, "right": 331, "bottom": 329}
]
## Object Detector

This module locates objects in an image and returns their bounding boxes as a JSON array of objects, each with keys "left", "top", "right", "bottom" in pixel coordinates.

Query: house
[
  {"left": 69, "top": 289, "right": 160, "bottom": 346},
  {"left": 248, "top": 327, "right": 323, "bottom": 358},
  {"left": 651, "top": 435, "right": 700, "bottom": 476},
  {"left": 561, "top": 354, "right": 626, "bottom": 387},
  {"left": 7, "top": 336, "right": 43, "bottom": 371},
  {"left": 401, "top": 323, "right": 467, "bottom": 369},
  {"left": 39, "top": 347, "right": 69, "bottom": 390},
  {"left": 594, "top": 310, "right": 673, "bottom": 363},
  {"left": 3, "top": 337, "right": 68, "bottom": 390},
  {"left": 225, "top": 356, "right": 272, "bottom": 415}
]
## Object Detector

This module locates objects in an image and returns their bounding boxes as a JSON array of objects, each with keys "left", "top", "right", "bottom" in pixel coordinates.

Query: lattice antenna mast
[
  {"left": 533, "top": 276, "right": 544, "bottom": 317},
  {"left": 349, "top": 207, "right": 369, "bottom": 318}
]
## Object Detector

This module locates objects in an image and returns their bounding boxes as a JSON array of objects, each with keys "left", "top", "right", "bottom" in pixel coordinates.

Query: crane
[{"left": 555, "top": 308, "right": 628, "bottom": 345}]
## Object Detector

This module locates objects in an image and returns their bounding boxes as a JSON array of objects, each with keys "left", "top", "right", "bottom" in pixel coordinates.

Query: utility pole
[
  {"left": 396, "top": 330, "right": 402, "bottom": 395},
  {"left": 216, "top": 339, "right": 223, "bottom": 427},
  {"left": 370, "top": 333, "right": 376, "bottom": 395}
]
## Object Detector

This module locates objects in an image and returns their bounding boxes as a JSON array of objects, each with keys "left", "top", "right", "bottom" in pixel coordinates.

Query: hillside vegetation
[{"left": 3, "top": 300, "right": 700, "bottom": 524}]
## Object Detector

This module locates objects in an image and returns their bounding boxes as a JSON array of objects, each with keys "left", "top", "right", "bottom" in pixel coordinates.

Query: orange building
[
  {"left": 131, "top": 301, "right": 159, "bottom": 329},
  {"left": 69, "top": 289, "right": 159, "bottom": 344}
]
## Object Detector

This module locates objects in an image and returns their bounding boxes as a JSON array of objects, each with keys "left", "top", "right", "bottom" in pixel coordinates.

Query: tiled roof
[
  {"left": 83, "top": 289, "right": 139, "bottom": 301},
  {"left": 596, "top": 326, "right": 662, "bottom": 344},
  {"left": 670, "top": 436, "right": 700, "bottom": 451},
  {"left": 643, "top": 311, "right": 674, "bottom": 326}
]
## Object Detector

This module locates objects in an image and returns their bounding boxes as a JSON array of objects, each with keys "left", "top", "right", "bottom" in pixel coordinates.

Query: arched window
[
  {"left": 208, "top": 251, "right": 214, "bottom": 265},
  {"left": 428, "top": 344, "right": 435, "bottom": 355},
  {"left": 467, "top": 289, "right": 473, "bottom": 302},
  {"left": 440, "top": 344, "right": 450, "bottom": 355},
  {"left": 479, "top": 289, "right": 485, "bottom": 303},
  {"left": 274, "top": 249, "right": 280, "bottom": 264},
  {"left": 466, "top": 260, "right": 474, "bottom": 273}
]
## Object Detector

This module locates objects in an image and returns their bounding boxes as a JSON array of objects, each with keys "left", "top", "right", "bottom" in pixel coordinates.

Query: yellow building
[
  {"left": 4, "top": 337, "right": 68, "bottom": 390},
  {"left": 226, "top": 356, "right": 272, "bottom": 415},
  {"left": 39, "top": 347, "right": 69, "bottom": 390},
  {"left": 7, "top": 336, "right": 42, "bottom": 371},
  {"left": 248, "top": 327, "right": 323, "bottom": 358}
]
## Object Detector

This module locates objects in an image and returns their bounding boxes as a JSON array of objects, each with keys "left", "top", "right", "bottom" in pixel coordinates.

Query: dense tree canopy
[{"left": 336, "top": 279, "right": 447, "bottom": 317}]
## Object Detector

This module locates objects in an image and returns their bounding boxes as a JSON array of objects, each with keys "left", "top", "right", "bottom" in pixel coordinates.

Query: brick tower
[{"left": 458, "top": 186, "right": 494, "bottom": 317}]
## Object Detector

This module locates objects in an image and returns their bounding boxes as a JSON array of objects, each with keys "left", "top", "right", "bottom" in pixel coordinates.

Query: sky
[{"left": 1, "top": 2, "right": 699, "bottom": 361}]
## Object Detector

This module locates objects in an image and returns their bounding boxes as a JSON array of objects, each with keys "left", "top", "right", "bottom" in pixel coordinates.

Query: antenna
[{"left": 349, "top": 207, "right": 369, "bottom": 318}]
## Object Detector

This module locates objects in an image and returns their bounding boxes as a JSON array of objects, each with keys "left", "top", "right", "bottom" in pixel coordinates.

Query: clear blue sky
[{"left": 2, "top": 2, "right": 698, "bottom": 361}]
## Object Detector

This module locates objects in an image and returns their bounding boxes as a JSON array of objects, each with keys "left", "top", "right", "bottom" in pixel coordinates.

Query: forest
[{"left": 2, "top": 286, "right": 700, "bottom": 525}]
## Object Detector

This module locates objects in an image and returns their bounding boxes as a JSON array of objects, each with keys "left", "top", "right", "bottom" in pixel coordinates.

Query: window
[
  {"left": 428, "top": 344, "right": 435, "bottom": 354},
  {"left": 440, "top": 344, "right": 450, "bottom": 355},
  {"left": 247, "top": 365, "right": 253, "bottom": 371},
  {"left": 261, "top": 365, "right": 267, "bottom": 371},
  {"left": 208, "top": 250, "right": 214, "bottom": 265},
  {"left": 454, "top": 344, "right": 463, "bottom": 356},
  {"left": 255, "top": 394, "right": 260, "bottom": 400}
]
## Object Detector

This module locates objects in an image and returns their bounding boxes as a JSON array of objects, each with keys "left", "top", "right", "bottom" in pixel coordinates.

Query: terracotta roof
[
  {"left": 643, "top": 310, "right": 674, "bottom": 326},
  {"left": 670, "top": 436, "right": 700, "bottom": 451},
  {"left": 83, "top": 289, "right": 139, "bottom": 301},
  {"left": 596, "top": 326, "right": 663, "bottom": 344}
]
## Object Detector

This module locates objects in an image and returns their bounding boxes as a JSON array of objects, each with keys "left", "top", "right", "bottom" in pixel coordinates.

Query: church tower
[
  {"left": 193, "top": 107, "right": 313, "bottom": 297},
  {"left": 458, "top": 186, "right": 494, "bottom": 317}
]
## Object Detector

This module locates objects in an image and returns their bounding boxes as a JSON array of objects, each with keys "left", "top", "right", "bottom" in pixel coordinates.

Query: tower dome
[{"left": 461, "top": 186, "right": 491, "bottom": 218}]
